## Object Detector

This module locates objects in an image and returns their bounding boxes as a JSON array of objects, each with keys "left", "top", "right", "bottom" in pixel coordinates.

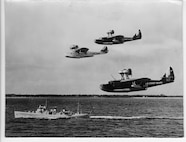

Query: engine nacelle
[{"left": 119, "top": 68, "right": 132, "bottom": 80}]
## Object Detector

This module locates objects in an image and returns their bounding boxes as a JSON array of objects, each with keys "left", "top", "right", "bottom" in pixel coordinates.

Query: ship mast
[{"left": 77, "top": 102, "right": 80, "bottom": 114}]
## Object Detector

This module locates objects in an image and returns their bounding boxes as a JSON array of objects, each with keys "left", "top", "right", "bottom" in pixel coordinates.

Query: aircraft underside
[
  {"left": 65, "top": 55, "right": 93, "bottom": 58},
  {"left": 100, "top": 87, "right": 147, "bottom": 92},
  {"left": 100, "top": 84, "right": 147, "bottom": 92},
  {"left": 95, "top": 40, "right": 123, "bottom": 45}
]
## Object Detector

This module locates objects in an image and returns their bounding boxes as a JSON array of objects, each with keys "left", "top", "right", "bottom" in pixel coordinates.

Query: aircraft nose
[
  {"left": 100, "top": 84, "right": 104, "bottom": 90},
  {"left": 95, "top": 39, "right": 101, "bottom": 44},
  {"left": 65, "top": 54, "right": 70, "bottom": 58},
  {"left": 100, "top": 84, "right": 107, "bottom": 91}
]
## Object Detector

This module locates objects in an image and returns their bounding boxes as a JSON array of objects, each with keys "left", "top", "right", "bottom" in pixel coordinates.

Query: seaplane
[
  {"left": 65, "top": 45, "right": 108, "bottom": 58},
  {"left": 100, "top": 67, "right": 174, "bottom": 92},
  {"left": 95, "top": 29, "right": 142, "bottom": 45}
]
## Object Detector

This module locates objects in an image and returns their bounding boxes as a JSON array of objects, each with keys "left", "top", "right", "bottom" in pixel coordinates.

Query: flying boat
[
  {"left": 65, "top": 45, "right": 108, "bottom": 58},
  {"left": 100, "top": 67, "right": 174, "bottom": 92},
  {"left": 95, "top": 29, "right": 142, "bottom": 45}
]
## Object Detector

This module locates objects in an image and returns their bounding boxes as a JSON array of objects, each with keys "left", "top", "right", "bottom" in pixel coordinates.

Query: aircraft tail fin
[
  {"left": 133, "top": 29, "right": 142, "bottom": 40},
  {"left": 161, "top": 67, "right": 175, "bottom": 83},
  {"left": 101, "top": 46, "right": 108, "bottom": 53}
]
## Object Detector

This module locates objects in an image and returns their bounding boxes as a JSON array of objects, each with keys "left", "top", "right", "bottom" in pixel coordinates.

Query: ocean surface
[{"left": 6, "top": 97, "right": 183, "bottom": 137}]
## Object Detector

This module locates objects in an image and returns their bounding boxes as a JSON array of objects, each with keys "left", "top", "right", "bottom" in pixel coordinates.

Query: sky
[{"left": 5, "top": 0, "right": 183, "bottom": 95}]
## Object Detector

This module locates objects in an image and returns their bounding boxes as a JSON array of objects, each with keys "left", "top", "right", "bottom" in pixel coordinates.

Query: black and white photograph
[{"left": 1, "top": 0, "right": 184, "bottom": 140}]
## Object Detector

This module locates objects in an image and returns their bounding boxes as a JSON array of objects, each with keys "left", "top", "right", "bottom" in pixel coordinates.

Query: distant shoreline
[{"left": 6, "top": 94, "right": 183, "bottom": 98}]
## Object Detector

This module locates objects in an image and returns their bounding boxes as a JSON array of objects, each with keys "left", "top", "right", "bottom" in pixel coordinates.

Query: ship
[{"left": 14, "top": 102, "right": 89, "bottom": 119}]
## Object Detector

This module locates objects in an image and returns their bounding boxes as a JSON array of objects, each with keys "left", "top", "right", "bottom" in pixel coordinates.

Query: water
[{"left": 6, "top": 97, "right": 183, "bottom": 137}]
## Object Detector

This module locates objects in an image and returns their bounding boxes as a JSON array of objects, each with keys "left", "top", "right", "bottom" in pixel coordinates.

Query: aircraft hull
[
  {"left": 95, "top": 39, "right": 122, "bottom": 45},
  {"left": 100, "top": 84, "right": 146, "bottom": 92},
  {"left": 65, "top": 55, "right": 93, "bottom": 58}
]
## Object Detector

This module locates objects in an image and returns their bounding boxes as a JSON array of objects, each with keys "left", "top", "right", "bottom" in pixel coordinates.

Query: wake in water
[{"left": 90, "top": 115, "right": 183, "bottom": 120}]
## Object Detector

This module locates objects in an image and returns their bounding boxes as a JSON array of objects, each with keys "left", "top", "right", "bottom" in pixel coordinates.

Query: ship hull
[
  {"left": 14, "top": 111, "right": 89, "bottom": 119},
  {"left": 14, "top": 111, "right": 70, "bottom": 119}
]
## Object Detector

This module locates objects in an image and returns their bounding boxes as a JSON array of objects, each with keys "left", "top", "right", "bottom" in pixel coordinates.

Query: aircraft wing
[
  {"left": 75, "top": 48, "right": 89, "bottom": 54},
  {"left": 121, "top": 78, "right": 151, "bottom": 83}
]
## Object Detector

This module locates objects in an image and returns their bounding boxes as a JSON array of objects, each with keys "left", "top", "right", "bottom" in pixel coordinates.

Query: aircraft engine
[
  {"left": 127, "top": 68, "right": 132, "bottom": 75},
  {"left": 70, "top": 45, "right": 79, "bottom": 50},
  {"left": 119, "top": 68, "right": 132, "bottom": 80}
]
